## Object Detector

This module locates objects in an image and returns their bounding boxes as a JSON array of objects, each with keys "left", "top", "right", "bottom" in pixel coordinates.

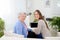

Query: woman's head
[
  {"left": 34, "top": 10, "right": 49, "bottom": 30},
  {"left": 18, "top": 12, "right": 27, "bottom": 22},
  {"left": 34, "top": 10, "right": 43, "bottom": 20}
]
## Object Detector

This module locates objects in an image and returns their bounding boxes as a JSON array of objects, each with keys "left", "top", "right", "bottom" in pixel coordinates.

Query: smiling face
[
  {"left": 34, "top": 11, "right": 40, "bottom": 20},
  {"left": 18, "top": 13, "right": 26, "bottom": 22}
]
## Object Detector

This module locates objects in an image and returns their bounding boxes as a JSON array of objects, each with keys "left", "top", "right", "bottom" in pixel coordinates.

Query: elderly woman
[{"left": 14, "top": 12, "right": 28, "bottom": 38}]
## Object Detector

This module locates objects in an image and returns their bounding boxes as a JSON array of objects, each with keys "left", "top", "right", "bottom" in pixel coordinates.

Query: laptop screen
[{"left": 30, "top": 23, "right": 38, "bottom": 28}]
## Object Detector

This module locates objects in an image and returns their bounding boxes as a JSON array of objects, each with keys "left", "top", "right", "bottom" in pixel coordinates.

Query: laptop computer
[{"left": 30, "top": 23, "right": 38, "bottom": 28}]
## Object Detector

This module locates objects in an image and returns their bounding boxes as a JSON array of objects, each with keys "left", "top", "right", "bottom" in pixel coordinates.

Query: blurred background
[{"left": 0, "top": 0, "right": 60, "bottom": 38}]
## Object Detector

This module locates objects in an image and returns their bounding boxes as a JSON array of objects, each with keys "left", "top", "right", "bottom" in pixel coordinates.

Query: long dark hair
[
  {"left": 34, "top": 10, "right": 49, "bottom": 30},
  {"left": 34, "top": 10, "right": 43, "bottom": 19}
]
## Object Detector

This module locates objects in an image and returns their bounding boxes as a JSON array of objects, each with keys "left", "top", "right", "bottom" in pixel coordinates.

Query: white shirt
[{"left": 32, "top": 20, "right": 51, "bottom": 37}]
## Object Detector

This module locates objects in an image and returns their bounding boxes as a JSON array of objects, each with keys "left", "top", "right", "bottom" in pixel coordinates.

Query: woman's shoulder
[
  {"left": 38, "top": 19, "right": 44, "bottom": 23},
  {"left": 38, "top": 19, "right": 47, "bottom": 27}
]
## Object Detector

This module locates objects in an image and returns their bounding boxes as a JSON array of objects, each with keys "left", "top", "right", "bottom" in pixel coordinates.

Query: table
[{"left": 0, "top": 36, "right": 60, "bottom": 40}]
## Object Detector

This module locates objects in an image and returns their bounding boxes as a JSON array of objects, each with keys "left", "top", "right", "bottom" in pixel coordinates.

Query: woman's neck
[{"left": 19, "top": 19, "right": 24, "bottom": 23}]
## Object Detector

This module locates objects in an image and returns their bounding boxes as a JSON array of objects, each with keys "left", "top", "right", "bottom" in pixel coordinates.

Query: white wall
[
  {"left": 31, "top": 0, "right": 60, "bottom": 18},
  {"left": 0, "top": 0, "right": 27, "bottom": 31}
]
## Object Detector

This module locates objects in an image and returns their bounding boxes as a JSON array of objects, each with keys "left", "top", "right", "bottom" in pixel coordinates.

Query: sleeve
[
  {"left": 32, "top": 20, "right": 51, "bottom": 37},
  {"left": 14, "top": 22, "right": 23, "bottom": 35},
  {"left": 41, "top": 21, "right": 51, "bottom": 37},
  {"left": 32, "top": 20, "right": 42, "bottom": 34},
  {"left": 22, "top": 27, "right": 27, "bottom": 38}
]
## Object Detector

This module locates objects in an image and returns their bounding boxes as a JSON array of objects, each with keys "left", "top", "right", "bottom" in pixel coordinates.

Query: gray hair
[{"left": 18, "top": 12, "right": 27, "bottom": 17}]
